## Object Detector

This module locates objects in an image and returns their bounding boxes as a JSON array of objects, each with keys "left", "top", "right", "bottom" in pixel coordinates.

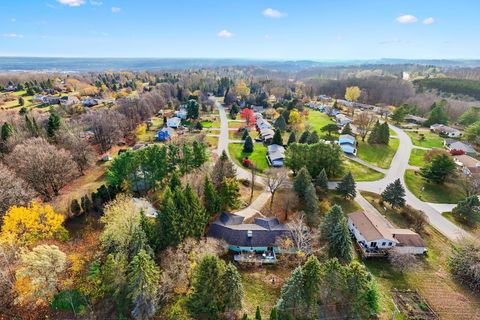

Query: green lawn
[
  {"left": 228, "top": 142, "right": 269, "bottom": 172},
  {"left": 306, "top": 110, "right": 335, "bottom": 131},
  {"left": 389, "top": 128, "right": 397, "bottom": 137},
  {"left": 229, "top": 129, "right": 259, "bottom": 140},
  {"left": 204, "top": 136, "right": 219, "bottom": 148},
  {"left": 442, "top": 211, "right": 480, "bottom": 237},
  {"left": 323, "top": 190, "right": 362, "bottom": 213},
  {"left": 331, "top": 158, "right": 385, "bottom": 182},
  {"left": 357, "top": 138, "right": 399, "bottom": 169},
  {"left": 408, "top": 148, "right": 428, "bottom": 167},
  {"left": 200, "top": 120, "right": 220, "bottom": 128},
  {"left": 404, "top": 169, "right": 466, "bottom": 203},
  {"left": 406, "top": 130, "right": 444, "bottom": 148},
  {"left": 136, "top": 117, "right": 164, "bottom": 143},
  {"left": 228, "top": 120, "right": 247, "bottom": 129}
]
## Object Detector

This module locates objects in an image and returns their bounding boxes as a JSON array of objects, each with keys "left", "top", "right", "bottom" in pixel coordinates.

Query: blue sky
[{"left": 0, "top": 0, "right": 479, "bottom": 59}]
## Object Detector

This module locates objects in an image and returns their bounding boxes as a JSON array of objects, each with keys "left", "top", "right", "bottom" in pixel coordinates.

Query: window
[
  {"left": 388, "top": 242, "right": 392, "bottom": 246},
  {"left": 370, "top": 242, "right": 377, "bottom": 247},
  {"left": 382, "top": 242, "right": 386, "bottom": 246}
]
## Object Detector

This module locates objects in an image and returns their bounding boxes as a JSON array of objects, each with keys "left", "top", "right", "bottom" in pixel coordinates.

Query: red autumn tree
[{"left": 240, "top": 108, "right": 256, "bottom": 126}]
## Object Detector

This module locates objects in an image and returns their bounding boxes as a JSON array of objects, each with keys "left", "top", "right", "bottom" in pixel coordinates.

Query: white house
[
  {"left": 267, "top": 144, "right": 285, "bottom": 167},
  {"left": 132, "top": 198, "right": 158, "bottom": 218},
  {"left": 338, "top": 134, "right": 356, "bottom": 155},
  {"left": 60, "top": 95, "right": 80, "bottom": 106},
  {"left": 260, "top": 128, "right": 275, "bottom": 141},
  {"left": 454, "top": 154, "right": 480, "bottom": 175},
  {"left": 430, "top": 124, "right": 463, "bottom": 138},
  {"left": 176, "top": 108, "right": 188, "bottom": 120},
  {"left": 166, "top": 117, "right": 181, "bottom": 128},
  {"left": 257, "top": 118, "right": 273, "bottom": 130},
  {"left": 335, "top": 114, "right": 352, "bottom": 127}
]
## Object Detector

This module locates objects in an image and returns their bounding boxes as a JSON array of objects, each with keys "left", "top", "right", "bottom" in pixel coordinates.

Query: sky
[{"left": 0, "top": 0, "right": 479, "bottom": 60}]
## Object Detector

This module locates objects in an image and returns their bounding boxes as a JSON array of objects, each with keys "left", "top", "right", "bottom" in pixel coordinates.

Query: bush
[{"left": 449, "top": 239, "right": 480, "bottom": 292}]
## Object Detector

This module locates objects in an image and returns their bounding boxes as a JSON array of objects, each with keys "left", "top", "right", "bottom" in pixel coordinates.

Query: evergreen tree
[
  {"left": 241, "top": 129, "right": 250, "bottom": 140},
  {"left": 269, "top": 308, "right": 278, "bottom": 320},
  {"left": 183, "top": 184, "right": 208, "bottom": 238},
  {"left": 169, "top": 171, "right": 181, "bottom": 190},
  {"left": 452, "top": 195, "right": 480, "bottom": 226},
  {"left": 426, "top": 103, "right": 448, "bottom": 126},
  {"left": 243, "top": 136, "right": 254, "bottom": 153},
  {"left": 381, "top": 179, "right": 406, "bottom": 208},
  {"left": 315, "top": 168, "right": 329, "bottom": 191},
  {"left": 420, "top": 153, "right": 455, "bottom": 184},
  {"left": 70, "top": 199, "right": 81, "bottom": 215},
  {"left": 293, "top": 167, "right": 312, "bottom": 199},
  {"left": 276, "top": 266, "right": 306, "bottom": 318},
  {"left": 157, "top": 188, "right": 182, "bottom": 248},
  {"left": 379, "top": 122, "right": 390, "bottom": 145},
  {"left": 186, "top": 99, "right": 200, "bottom": 119},
  {"left": 271, "top": 129, "right": 283, "bottom": 145},
  {"left": 47, "top": 112, "right": 61, "bottom": 138},
  {"left": 128, "top": 250, "right": 161, "bottom": 320},
  {"left": 328, "top": 216, "right": 353, "bottom": 264},
  {"left": 221, "top": 263, "right": 244, "bottom": 312},
  {"left": 298, "top": 131, "right": 310, "bottom": 144},
  {"left": 204, "top": 177, "right": 221, "bottom": 216},
  {"left": 321, "top": 205, "right": 345, "bottom": 241},
  {"left": 255, "top": 306, "right": 262, "bottom": 320},
  {"left": 274, "top": 116, "right": 287, "bottom": 131},
  {"left": 80, "top": 195, "right": 92, "bottom": 213},
  {"left": 219, "top": 178, "right": 240, "bottom": 211},
  {"left": 18, "top": 96, "right": 24, "bottom": 106},
  {"left": 192, "top": 141, "right": 207, "bottom": 168},
  {"left": 302, "top": 256, "right": 322, "bottom": 316},
  {"left": 340, "top": 123, "right": 352, "bottom": 135},
  {"left": 1, "top": 122, "right": 13, "bottom": 142},
  {"left": 212, "top": 150, "right": 236, "bottom": 188},
  {"left": 304, "top": 184, "right": 319, "bottom": 226},
  {"left": 368, "top": 121, "right": 380, "bottom": 144},
  {"left": 391, "top": 107, "right": 406, "bottom": 123},
  {"left": 321, "top": 124, "right": 338, "bottom": 139},
  {"left": 287, "top": 132, "right": 296, "bottom": 145},
  {"left": 306, "top": 131, "right": 319, "bottom": 144},
  {"left": 336, "top": 171, "right": 356, "bottom": 199}
]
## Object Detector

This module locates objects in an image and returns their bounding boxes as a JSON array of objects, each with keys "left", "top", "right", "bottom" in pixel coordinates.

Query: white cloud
[
  {"left": 423, "top": 17, "right": 435, "bottom": 25},
  {"left": 111, "top": 7, "right": 121, "bottom": 13},
  {"left": 90, "top": 0, "right": 102, "bottom": 5},
  {"left": 396, "top": 15, "right": 418, "bottom": 24},
  {"left": 2, "top": 33, "right": 24, "bottom": 38},
  {"left": 217, "top": 30, "right": 233, "bottom": 38},
  {"left": 262, "top": 8, "right": 286, "bottom": 18},
  {"left": 57, "top": 0, "right": 85, "bottom": 7}
]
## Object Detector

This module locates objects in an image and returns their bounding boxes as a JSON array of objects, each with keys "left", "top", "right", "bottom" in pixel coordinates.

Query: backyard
[
  {"left": 406, "top": 130, "right": 444, "bottom": 148},
  {"left": 404, "top": 169, "right": 466, "bottom": 203},
  {"left": 357, "top": 137, "right": 400, "bottom": 169},
  {"left": 331, "top": 158, "right": 385, "bottom": 182},
  {"left": 228, "top": 142, "right": 269, "bottom": 172},
  {"left": 408, "top": 148, "right": 428, "bottom": 167},
  {"left": 306, "top": 110, "right": 335, "bottom": 131}
]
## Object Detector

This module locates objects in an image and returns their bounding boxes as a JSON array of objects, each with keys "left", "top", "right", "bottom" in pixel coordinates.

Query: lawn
[
  {"left": 204, "top": 136, "right": 219, "bottom": 149},
  {"left": 306, "top": 110, "right": 335, "bottom": 131},
  {"left": 406, "top": 130, "right": 444, "bottom": 148},
  {"left": 136, "top": 117, "right": 164, "bottom": 143},
  {"left": 228, "top": 129, "right": 259, "bottom": 140},
  {"left": 323, "top": 190, "right": 362, "bottom": 214},
  {"left": 404, "top": 169, "right": 466, "bottom": 203},
  {"left": 228, "top": 142, "right": 269, "bottom": 172},
  {"left": 442, "top": 211, "right": 480, "bottom": 237},
  {"left": 408, "top": 148, "right": 428, "bottom": 167},
  {"left": 200, "top": 120, "right": 220, "bottom": 128},
  {"left": 228, "top": 120, "right": 247, "bottom": 129},
  {"left": 360, "top": 191, "right": 480, "bottom": 320},
  {"left": 332, "top": 158, "right": 385, "bottom": 182},
  {"left": 357, "top": 137, "right": 400, "bottom": 169},
  {"left": 389, "top": 128, "right": 397, "bottom": 137}
]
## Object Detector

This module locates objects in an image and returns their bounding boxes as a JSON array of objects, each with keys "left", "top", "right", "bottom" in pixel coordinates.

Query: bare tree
[
  {"left": 82, "top": 110, "right": 126, "bottom": 152},
  {"left": 285, "top": 214, "right": 318, "bottom": 254},
  {"left": 0, "top": 164, "right": 36, "bottom": 216},
  {"left": 57, "top": 127, "right": 96, "bottom": 174},
  {"left": 388, "top": 250, "right": 418, "bottom": 273},
  {"left": 462, "top": 174, "right": 480, "bottom": 197},
  {"left": 265, "top": 168, "right": 289, "bottom": 213},
  {"left": 0, "top": 243, "right": 17, "bottom": 308},
  {"left": 354, "top": 111, "right": 376, "bottom": 141},
  {"left": 6, "top": 137, "right": 79, "bottom": 199}
]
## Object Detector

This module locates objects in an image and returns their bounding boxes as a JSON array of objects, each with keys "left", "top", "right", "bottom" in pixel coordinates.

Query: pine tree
[
  {"left": 1, "top": 122, "right": 13, "bottom": 142},
  {"left": 287, "top": 132, "right": 296, "bottom": 145},
  {"left": 192, "top": 141, "right": 207, "bottom": 168},
  {"left": 243, "top": 136, "right": 254, "bottom": 153},
  {"left": 306, "top": 131, "right": 319, "bottom": 144},
  {"left": 212, "top": 150, "right": 236, "bottom": 188},
  {"left": 336, "top": 171, "right": 356, "bottom": 199},
  {"left": 315, "top": 168, "right": 329, "bottom": 191},
  {"left": 302, "top": 255, "right": 321, "bottom": 315},
  {"left": 274, "top": 116, "right": 287, "bottom": 131},
  {"left": 271, "top": 130, "right": 283, "bottom": 145},
  {"left": 70, "top": 199, "right": 81, "bottom": 215},
  {"left": 80, "top": 195, "right": 92, "bottom": 213},
  {"left": 128, "top": 250, "right": 161, "bottom": 320},
  {"left": 420, "top": 153, "right": 456, "bottom": 184},
  {"left": 426, "top": 103, "right": 448, "bottom": 126},
  {"left": 321, "top": 205, "right": 345, "bottom": 241},
  {"left": 183, "top": 184, "right": 207, "bottom": 238},
  {"left": 242, "top": 129, "right": 250, "bottom": 140},
  {"left": 381, "top": 179, "right": 406, "bottom": 208},
  {"left": 276, "top": 266, "right": 306, "bottom": 318},
  {"left": 452, "top": 195, "right": 480, "bottom": 225},
  {"left": 298, "top": 131, "right": 310, "bottom": 144},
  {"left": 304, "top": 184, "right": 319, "bottom": 226},
  {"left": 221, "top": 263, "right": 244, "bottom": 312},
  {"left": 368, "top": 121, "right": 380, "bottom": 144},
  {"left": 255, "top": 306, "right": 262, "bottom": 320},
  {"left": 219, "top": 178, "right": 240, "bottom": 211},
  {"left": 204, "top": 177, "right": 221, "bottom": 216},
  {"left": 47, "top": 112, "right": 61, "bottom": 138},
  {"left": 379, "top": 122, "right": 390, "bottom": 145},
  {"left": 328, "top": 216, "right": 353, "bottom": 264},
  {"left": 157, "top": 188, "right": 182, "bottom": 248},
  {"left": 293, "top": 167, "right": 312, "bottom": 199},
  {"left": 169, "top": 171, "right": 181, "bottom": 190},
  {"left": 341, "top": 123, "right": 352, "bottom": 135},
  {"left": 269, "top": 307, "right": 278, "bottom": 320}
]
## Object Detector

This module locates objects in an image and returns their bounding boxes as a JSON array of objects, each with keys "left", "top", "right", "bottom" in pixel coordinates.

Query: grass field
[
  {"left": 406, "top": 130, "right": 444, "bottom": 148},
  {"left": 409, "top": 148, "right": 428, "bottom": 167},
  {"left": 228, "top": 120, "right": 247, "bottom": 129},
  {"left": 357, "top": 137, "right": 400, "bottom": 169},
  {"left": 323, "top": 190, "right": 362, "bottom": 214},
  {"left": 331, "top": 158, "right": 385, "bottom": 182},
  {"left": 228, "top": 129, "right": 259, "bottom": 140},
  {"left": 442, "top": 211, "right": 480, "bottom": 237},
  {"left": 200, "top": 120, "right": 220, "bottom": 128},
  {"left": 306, "top": 110, "right": 335, "bottom": 131},
  {"left": 204, "top": 136, "right": 219, "bottom": 149},
  {"left": 404, "top": 169, "right": 465, "bottom": 203},
  {"left": 228, "top": 142, "right": 269, "bottom": 172},
  {"left": 360, "top": 192, "right": 480, "bottom": 320}
]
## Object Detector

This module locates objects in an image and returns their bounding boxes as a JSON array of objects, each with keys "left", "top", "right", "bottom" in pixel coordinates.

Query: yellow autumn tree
[
  {"left": 345, "top": 86, "right": 361, "bottom": 102},
  {"left": 0, "top": 202, "right": 67, "bottom": 245},
  {"left": 135, "top": 123, "right": 147, "bottom": 138},
  {"left": 288, "top": 108, "right": 305, "bottom": 132},
  {"left": 234, "top": 81, "right": 250, "bottom": 98}
]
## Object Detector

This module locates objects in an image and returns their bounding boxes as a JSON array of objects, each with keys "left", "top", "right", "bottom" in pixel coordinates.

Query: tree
[
  {"left": 241, "top": 129, "right": 250, "bottom": 140},
  {"left": 336, "top": 171, "right": 356, "bottom": 199},
  {"left": 459, "top": 107, "right": 480, "bottom": 126},
  {"left": 306, "top": 130, "right": 319, "bottom": 144},
  {"left": 302, "top": 255, "right": 322, "bottom": 316},
  {"left": 183, "top": 184, "right": 208, "bottom": 238},
  {"left": 18, "top": 96, "right": 24, "bottom": 106},
  {"left": 420, "top": 153, "right": 456, "bottom": 184},
  {"left": 0, "top": 202, "right": 67, "bottom": 245},
  {"left": 219, "top": 178, "right": 240, "bottom": 211},
  {"left": 315, "top": 168, "right": 329, "bottom": 192},
  {"left": 0, "top": 164, "right": 36, "bottom": 216},
  {"left": 340, "top": 123, "right": 352, "bottom": 135},
  {"left": 328, "top": 216, "right": 353, "bottom": 263},
  {"left": 6, "top": 138, "right": 79, "bottom": 199},
  {"left": 345, "top": 86, "right": 361, "bottom": 103},
  {"left": 204, "top": 177, "right": 221, "bottom": 216},
  {"left": 101, "top": 253, "right": 128, "bottom": 312},
  {"left": 82, "top": 109, "right": 126, "bottom": 152},
  {"left": 293, "top": 167, "right": 312, "bottom": 199},
  {"left": 321, "top": 123, "right": 338, "bottom": 139},
  {"left": 388, "top": 251, "right": 417, "bottom": 273},
  {"left": 70, "top": 199, "right": 81, "bottom": 216},
  {"left": 265, "top": 168, "right": 288, "bottom": 213},
  {"left": 157, "top": 188, "right": 183, "bottom": 248},
  {"left": 211, "top": 150, "right": 236, "bottom": 188},
  {"left": 169, "top": 171, "right": 182, "bottom": 190},
  {"left": 14, "top": 245, "right": 66, "bottom": 306},
  {"left": 298, "top": 131, "right": 310, "bottom": 144},
  {"left": 269, "top": 308, "right": 278, "bottom": 320},
  {"left": 285, "top": 142, "right": 343, "bottom": 177},
  {"left": 221, "top": 263, "right": 244, "bottom": 312},
  {"left": 243, "top": 135, "right": 254, "bottom": 153},
  {"left": 448, "top": 239, "right": 480, "bottom": 293},
  {"left": 452, "top": 195, "right": 480, "bottom": 226},
  {"left": 276, "top": 266, "right": 306, "bottom": 318},
  {"left": 1, "top": 122, "right": 13, "bottom": 142},
  {"left": 235, "top": 81, "right": 250, "bottom": 98},
  {"left": 425, "top": 103, "right": 449, "bottom": 126},
  {"left": 128, "top": 250, "right": 161, "bottom": 320},
  {"left": 465, "top": 121, "right": 480, "bottom": 146},
  {"left": 288, "top": 109, "right": 304, "bottom": 132},
  {"left": 287, "top": 132, "right": 296, "bottom": 145},
  {"left": 241, "top": 108, "right": 256, "bottom": 126},
  {"left": 354, "top": 111, "right": 376, "bottom": 142},
  {"left": 271, "top": 129, "right": 283, "bottom": 145},
  {"left": 391, "top": 107, "right": 407, "bottom": 123},
  {"left": 47, "top": 112, "right": 61, "bottom": 138},
  {"left": 186, "top": 99, "right": 200, "bottom": 119},
  {"left": 57, "top": 129, "right": 95, "bottom": 175},
  {"left": 255, "top": 306, "right": 262, "bottom": 320},
  {"left": 321, "top": 205, "right": 345, "bottom": 241},
  {"left": 274, "top": 116, "right": 287, "bottom": 131},
  {"left": 304, "top": 184, "right": 319, "bottom": 226},
  {"left": 381, "top": 179, "right": 406, "bottom": 208}
]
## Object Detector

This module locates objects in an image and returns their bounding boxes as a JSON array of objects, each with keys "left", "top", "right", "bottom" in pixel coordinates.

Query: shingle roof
[
  {"left": 348, "top": 211, "right": 397, "bottom": 242},
  {"left": 455, "top": 154, "right": 480, "bottom": 168},
  {"left": 390, "top": 229, "right": 426, "bottom": 248}
]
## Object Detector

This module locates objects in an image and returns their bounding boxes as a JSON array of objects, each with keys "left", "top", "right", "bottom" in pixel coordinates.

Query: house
[
  {"left": 166, "top": 117, "right": 182, "bottom": 128},
  {"left": 175, "top": 108, "right": 188, "bottom": 120},
  {"left": 267, "top": 144, "right": 285, "bottom": 167},
  {"left": 338, "top": 134, "right": 356, "bottom": 155},
  {"left": 454, "top": 154, "right": 480, "bottom": 175},
  {"left": 335, "top": 114, "right": 352, "bottom": 127},
  {"left": 157, "top": 127, "right": 174, "bottom": 141},
  {"left": 430, "top": 124, "right": 463, "bottom": 138},
  {"left": 82, "top": 98, "right": 99, "bottom": 107},
  {"left": 208, "top": 212, "right": 291, "bottom": 263},
  {"left": 256, "top": 118, "right": 273, "bottom": 130},
  {"left": 132, "top": 198, "right": 158, "bottom": 218},
  {"left": 60, "top": 95, "right": 80, "bottom": 106},
  {"left": 405, "top": 115, "right": 428, "bottom": 125},
  {"left": 251, "top": 105, "right": 265, "bottom": 113},
  {"left": 348, "top": 211, "right": 426, "bottom": 256},
  {"left": 260, "top": 128, "right": 275, "bottom": 141},
  {"left": 445, "top": 139, "right": 477, "bottom": 155}
]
